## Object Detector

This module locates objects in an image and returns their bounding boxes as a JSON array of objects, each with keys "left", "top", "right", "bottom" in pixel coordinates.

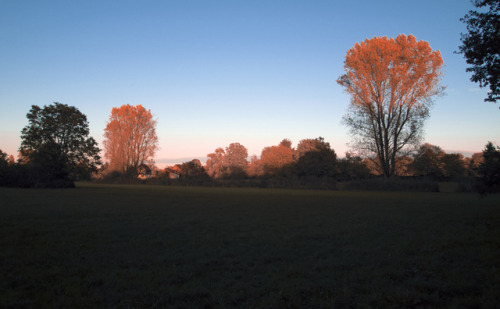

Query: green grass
[{"left": 1, "top": 183, "right": 499, "bottom": 308}]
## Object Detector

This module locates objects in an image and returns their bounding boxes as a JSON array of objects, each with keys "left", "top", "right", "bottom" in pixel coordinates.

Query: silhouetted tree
[
  {"left": 337, "top": 153, "right": 368, "bottom": 180},
  {"left": 478, "top": 141, "right": 500, "bottom": 192},
  {"left": 19, "top": 102, "right": 101, "bottom": 185},
  {"left": 104, "top": 104, "right": 158, "bottom": 176},
  {"left": 411, "top": 143, "right": 446, "bottom": 179},
  {"left": 0, "top": 149, "right": 9, "bottom": 186},
  {"left": 28, "top": 142, "right": 74, "bottom": 187},
  {"left": 442, "top": 153, "right": 467, "bottom": 179},
  {"left": 179, "top": 159, "right": 211, "bottom": 184},
  {"left": 0, "top": 150, "right": 8, "bottom": 170},
  {"left": 294, "top": 138, "right": 337, "bottom": 178},
  {"left": 458, "top": 0, "right": 499, "bottom": 103},
  {"left": 338, "top": 34, "right": 444, "bottom": 178}
]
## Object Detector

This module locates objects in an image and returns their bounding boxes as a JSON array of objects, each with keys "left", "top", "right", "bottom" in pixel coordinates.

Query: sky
[{"left": 1, "top": 0, "right": 498, "bottom": 165}]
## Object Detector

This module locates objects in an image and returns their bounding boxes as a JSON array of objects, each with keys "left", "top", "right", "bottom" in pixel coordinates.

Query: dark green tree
[
  {"left": 0, "top": 149, "right": 9, "bottom": 186},
  {"left": 0, "top": 149, "right": 8, "bottom": 170},
  {"left": 20, "top": 102, "right": 101, "bottom": 185},
  {"left": 411, "top": 143, "right": 446, "bottom": 179},
  {"left": 458, "top": 0, "right": 499, "bottom": 103},
  {"left": 441, "top": 153, "right": 467, "bottom": 179},
  {"left": 478, "top": 142, "right": 500, "bottom": 192},
  {"left": 294, "top": 137, "right": 337, "bottom": 178},
  {"left": 180, "top": 159, "right": 211, "bottom": 183},
  {"left": 337, "top": 152, "right": 371, "bottom": 181}
]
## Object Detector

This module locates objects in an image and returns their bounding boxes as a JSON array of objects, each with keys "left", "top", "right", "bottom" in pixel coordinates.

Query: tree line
[
  {"left": 135, "top": 138, "right": 497, "bottom": 193},
  {"left": 0, "top": 102, "right": 499, "bottom": 192},
  {"left": 1, "top": 1, "right": 499, "bottom": 191}
]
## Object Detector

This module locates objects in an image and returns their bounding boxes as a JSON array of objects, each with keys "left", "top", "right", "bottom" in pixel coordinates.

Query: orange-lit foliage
[
  {"left": 338, "top": 34, "right": 444, "bottom": 178},
  {"left": 296, "top": 137, "right": 329, "bottom": 158},
  {"left": 246, "top": 155, "right": 263, "bottom": 177},
  {"left": 103, "top": 104, "right": 158, "bottom": 174},
  {"left": 260, "top": 139, "right": 295, "bottom": 175},
  {"left": 364, "top": 155, "right": 414, "bottom": 176},
  {"left": 206, "top": 147, "right": 226, "bottom": 179},
  {"left": 466, "top": 152, "right": 484, "bottom": 176},
  {"left": 205, "top": 143, "right": 248, "bottom": 179}
]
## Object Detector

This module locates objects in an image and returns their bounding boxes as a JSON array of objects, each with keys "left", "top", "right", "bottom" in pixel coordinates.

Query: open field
[{"left": 1, "top": 183, "right": 499, "bottom": 308}]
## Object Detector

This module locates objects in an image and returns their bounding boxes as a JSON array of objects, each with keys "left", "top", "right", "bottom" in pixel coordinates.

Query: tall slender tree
[{"left": 103, "top": 104, "right": 158, "bottom": 174}]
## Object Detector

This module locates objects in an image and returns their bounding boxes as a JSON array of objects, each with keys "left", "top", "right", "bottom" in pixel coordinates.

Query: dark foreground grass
[{"left": 1, "top": 183, "right": 499, "bottom": 308}]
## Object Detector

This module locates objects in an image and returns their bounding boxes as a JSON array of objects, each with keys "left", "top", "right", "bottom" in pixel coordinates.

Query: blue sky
[{"left": 1, "top": 0, "right": 498, "bottom": 164}]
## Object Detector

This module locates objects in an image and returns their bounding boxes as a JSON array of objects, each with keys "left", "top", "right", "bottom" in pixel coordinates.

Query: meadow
[{"left": 1, "top": 183, "right": 499, "bottom": 308}]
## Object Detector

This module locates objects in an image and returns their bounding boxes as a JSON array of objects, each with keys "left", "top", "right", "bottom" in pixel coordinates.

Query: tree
[
  {"left": 0, "top": 149, "right": 8, "bottom": 171},
  {"left": 296, "top": 138, "right": 326, "bottom": 158},
  {"left": 103, "top": 104, "right": 158, "bottom": 175},
  {"left": 19, "top": 102, "right": 101, "bottom": 183},
  {"left": 179, "top": 159, "right": 211, "bottom": 184},
  {"left": 478, "top": 141, "right": 500, "bottom": 192},
  {"left": 224, "top": 143, "right": 248, "bottom": 171},
  {"left": 205, "top": 143, "right": 248, "bottom": 179},
  {"left": 260, "top": 140, "right": 295, "bottom": 176},
  {"left": 294, "top": 138, "right": 337, "bottom": 178},
  {"left": 338, "top": 34, "right": 444, "bottom": 178},
  {"left": 206, "top": 147, "right": 226, "bottom": 179},
  {"left": 247, "top": 155, "right": 263, "bottom": 177},
  {"left": 458, "top": 0, "right": 499, "bottom": 103},
  {"left": 466, "top": 152, "right": 484, "bottom": 176},
  {"left": 411, "top": 143, "right": 446, "bottom": 178},
  {"left": 337, "top": 152, "right": 371, "bottom": 181},
  {"left": 441, "top": 153, "right": 467, "bottom": 179}
]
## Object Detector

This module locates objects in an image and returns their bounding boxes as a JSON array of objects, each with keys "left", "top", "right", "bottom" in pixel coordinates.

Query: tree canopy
[
  {"left": 19, "top": 102, "right": 101, "bottom": 184},
  {"left": 338, "top": 34, "right": 444, "bottom": 178},
  {"left": 260, "top": 140, "right": 295, "bottom": 176},
  {"left": 294, "top": 138, "right": 337, "bottom": 178},
  {"left": 103, "top": 104, "right": 158, "bottom": 175},
  {"left": 205, "top": 143, "right": 248, "bottom": 179},
  {"left": 458, "top": 0, "right": 499, "bottom": 103}
]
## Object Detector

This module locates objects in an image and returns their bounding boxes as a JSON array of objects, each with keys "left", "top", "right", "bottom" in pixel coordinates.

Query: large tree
[
  {"left": 338, "top": 34, "right": 444, "bottom": 178},
  {"left": 458, "top": 0, "right": 499, "bottom": 103},
  {"left": 103, "top": 104, "right": 158, "bottom": 174},
  {"left": 20, "top": 102, "right": 101, "bottom": 183}
]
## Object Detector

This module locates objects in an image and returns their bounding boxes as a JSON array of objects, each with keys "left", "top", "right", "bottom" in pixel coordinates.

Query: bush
[{"left": 0, "top": 163, "right": 75, "bottom": 188}]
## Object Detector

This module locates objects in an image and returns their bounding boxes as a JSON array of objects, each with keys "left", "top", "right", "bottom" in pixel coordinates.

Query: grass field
[{"left": 1, "top": 183, "right": 499, "bottom": 308}]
